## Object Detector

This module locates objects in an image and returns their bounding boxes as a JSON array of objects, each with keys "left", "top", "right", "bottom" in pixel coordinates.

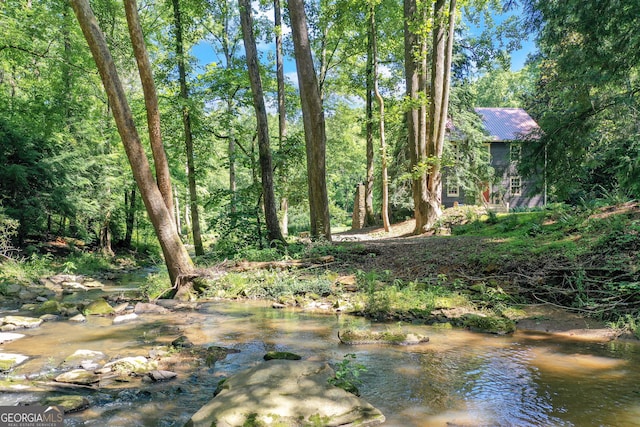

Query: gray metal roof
[{"left": 474, "top": 107, "right": 539, "bottom": 141}]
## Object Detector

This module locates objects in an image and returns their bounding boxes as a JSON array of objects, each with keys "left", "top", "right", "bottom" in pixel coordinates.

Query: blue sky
[{"left": 190, "top": 3, "right": 536, "bottom": 85}]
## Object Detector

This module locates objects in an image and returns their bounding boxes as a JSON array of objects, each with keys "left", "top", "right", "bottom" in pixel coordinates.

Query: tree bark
[
  {"left": 274, "top": 0, "right": 289, "bottom": 237},
  {"left": 71, "top": 0, "right": 193, "bottom": 294},
  {"left": 171, "top": 0, "right": 204, "bottom": 256},
  {"left": 404, "top": 0, "right": 429, "bottom": 234},
  {"left": 124, "top": 185, "right": 136, "bottom": 248},
  {"left": 370, "top": 3, "right": 390, "bottom": 233},
  {"left": 422, "top": 0, "right": 456, "bottom": 230},
  {"left": 238, "top": 0, "right": 284, "bottom": 244},
  {"left": 288, "top": 0, "right": 332, "bottom": 240},
  {"left": 123, "top": 0, "right": 174, "bottom": 218},
  {"left": 365, "top": 12, "right": 375, "bottom": 227},
  {"left": 99, "top": 210, "right": 114, "bottom": 257}
]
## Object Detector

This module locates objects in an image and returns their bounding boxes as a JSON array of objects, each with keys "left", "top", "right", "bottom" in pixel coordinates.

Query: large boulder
[{"left": 185, "top": 360, "right": 385, "bottom": 427}]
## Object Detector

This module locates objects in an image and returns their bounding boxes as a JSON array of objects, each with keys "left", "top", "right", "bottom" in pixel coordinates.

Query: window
[
  {"left": 446, "top": 177, "right": 459, "bottom": 197},
  {"left": 510, "top": 176, "right": 522, "bottom": 196},
  {"left": 448, "top": 142, "right": 462, "bottom": 164},
  {"left": 510, "top": 143, "right": 522, "bottom": 163}
]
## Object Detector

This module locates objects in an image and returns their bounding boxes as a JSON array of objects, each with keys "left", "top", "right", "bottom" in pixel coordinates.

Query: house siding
[
  {"left": 440, "top": 108, "right": 544, "bottom": 210},
  {"left": 490, "top": 142, "right": 544, "bottom": 209},
  {"left": 441, "top": 141, "right": 544, "bottom": 209}
]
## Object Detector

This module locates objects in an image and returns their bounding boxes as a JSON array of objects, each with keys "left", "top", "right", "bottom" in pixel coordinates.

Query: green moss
[
  {"left": 462, "top": 314, "right": 516, "bottom": 334},
  {"left": 35, "top": 299, "right": 61, "bottom": 315},
  {"left": 83, "top": 298, "right": 114, "bottom": 316},
  {"left": 263, "top": 351, "right": 302, "bottom": 361}
]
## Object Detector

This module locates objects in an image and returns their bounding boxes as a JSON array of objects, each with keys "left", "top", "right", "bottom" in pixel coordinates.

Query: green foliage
[
  {"left": 0, "top": 208, "right": 19, "bottom": 259},
  {"left": 522, "top": 0, "right": 640, "bottom": 201},
  {"left": 470, "top": 65, "right": 536, "bottom": 108},
  {"left": 328, "top": 353, "right": 367, "bottom": 396},
  {"left": 355, "top": 271, "right": 470, "bottom": 320},
  {"left": 204, "top": 271, "right": 333, "bottom": 301},
  {"left": 0, "top": 253, "right": 55, "bottom": 286},
  {"left": 141, "top": 271, "right": 172, "bottom": 300}
]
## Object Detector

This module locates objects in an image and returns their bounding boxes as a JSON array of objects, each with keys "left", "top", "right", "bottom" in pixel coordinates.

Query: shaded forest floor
[{"left": 325, "top": 203, "right": 640, "bottom": 340}]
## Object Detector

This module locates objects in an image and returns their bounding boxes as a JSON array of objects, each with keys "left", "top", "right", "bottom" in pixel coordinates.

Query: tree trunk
[
  {"left": 173, "top": 184, "right": 181, "bottom": 235},
  {"left": 171, "top": 0, "right": 204, "bottom": 256},
  {"left": 370, "top": 3, "right": 390, "bottom": 233},
  {"left": 239, "top": 0, "right": 284, "bottom": 244},
  {"left": 365, "top": 13, "right": 375, "bottom": 227},
  {"left": 288, "top": 0, "right": 332, "bottom": 240},
  {"left": 71, "top": 0, "right": 193, "bottom": 294},
  {"left": 124, "top": 185, "right": 136, "bottom": 248},
  {"left": 228, "top": 101, "right": 237, "bottom": 219},
  {"left": 423, "top": 0, "right": 456, "bottom": 230},
  {"left": 99, "top": 210, "right": 114, "bottom": 257},
  {"left": 404, "top": 0, "right": 430, "bottom": 234},
  {"left": 274, "top": 0, "right": 289, "bottom": 237},
  {"left": 123, "top": 0, "right": 174, "bottom": 218}
]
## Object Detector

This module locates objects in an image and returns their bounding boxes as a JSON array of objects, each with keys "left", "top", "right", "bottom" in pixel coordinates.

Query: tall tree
[
  {"left": 404, "top": 0, "right": 429, "bottom": 233},
  {"left": 288, "top": 0, "right": 332, "bottom": 240},
  {"left": 364, "top": 5, "right": 376, "bottom": 227},
  {"left": 238, "top": 0, "right": 284, "bottom": 243},
  {"left": 405, "top": 0, "right": 457, "bottom": 233},
  {"left": 171, "top": 0, "right": 204, "bottom": 256},
  {"left": 370, "top": 1, "right": 390, "bottom": 233},
  {"left": 274, "top": 0, "right": 289, "bottom": 236},
  {"left": 70, "top": 0, "right": 193, "bottom": 295},
  {"left": 123, "top": 0, "right": 174, "bottom": 220},
  {"left": 522, "top": 0, "right": 640, "bottom": 200},
  {"left": 200, "top": 0, "right": 244, "bottom": 219}
]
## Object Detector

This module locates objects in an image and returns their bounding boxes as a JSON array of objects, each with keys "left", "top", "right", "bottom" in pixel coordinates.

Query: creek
[{"left": 2, "top": 298, "right": 640, "bottom": 426}]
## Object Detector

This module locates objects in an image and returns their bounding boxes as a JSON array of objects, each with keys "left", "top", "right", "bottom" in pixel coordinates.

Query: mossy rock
[
  {"left": 263, "top": 351, "right": 302, "bottom": 361},
  {"left": 43, "top": 395, "right": 90, "bottom": 413},
  {"left": 462, "top": 314, "right": 516, "bottom": 334},
  {"left": 35, "top": 300, "right": 62, "bottom": 315},
  {"left": 83, "top": 298, "right": 114, "bottom": 316},
  {"left": 0, "top": 353, "right": 28, "bottom": 372},
  {"left": 338, "top": 329, "right": 429, "bottom": 345}
]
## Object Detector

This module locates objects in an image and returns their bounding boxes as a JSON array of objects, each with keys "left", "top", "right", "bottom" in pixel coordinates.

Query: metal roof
[{"left": 474, "top": 107, "right": 539, "bottom": 141}]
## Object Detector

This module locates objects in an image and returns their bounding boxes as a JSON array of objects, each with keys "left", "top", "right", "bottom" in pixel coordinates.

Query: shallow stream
[{"left": 2, "top": 299, "right": 640, "bottom": 426}]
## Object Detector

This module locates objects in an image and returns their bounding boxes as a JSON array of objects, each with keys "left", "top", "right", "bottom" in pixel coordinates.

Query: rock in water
[
  {"left": 146, "top": 370, "right": 177, "bottom": 382},
  {"left": 0, "top": 353, "right": 29, "bottom": 372},
  {"left": 338, "top": 329, "right": 429, "bottom": 345},
  {"left": 83, "top": 298, "right": 114, "bottom": 316},
  {"left": 43, "top": 395, "right": 90, "bottom": 413},
  {"left": 0, "top": 332, "right": 25, "bottom": 344},
  {"left": 134, "top": 302, "right": 168, "bottom": 314},
  {"left": 2, "top": 316, "right": 43, "bottom": 329},
  {"left": 102, "top": 356, "right": 157, "bottom": 375},
  {"left": 55, "top": 369, "right": 100, "bottom": 385},
  {"left": 113, "top": 313, "right": 138, "bottom": 324},
  {"left": 185, "top": 360, "right": 385, "bottom": 427},
  {"left": 60, "top": 349, "right": 108, "bottom": 371}
]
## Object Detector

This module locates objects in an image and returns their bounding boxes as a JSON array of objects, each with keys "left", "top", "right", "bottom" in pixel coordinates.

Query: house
[{"left": 442, "top": 107, "right": 544, "bottom": 210}]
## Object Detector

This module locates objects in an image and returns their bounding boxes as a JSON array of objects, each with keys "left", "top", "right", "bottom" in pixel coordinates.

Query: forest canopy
[{"left": 0, "top": 0, "right": 637, "bottom": 260}]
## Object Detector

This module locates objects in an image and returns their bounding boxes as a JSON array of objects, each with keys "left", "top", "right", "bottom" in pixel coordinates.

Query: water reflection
[{"left": 1, "top": 301, "right": 640, "bottom": 426}]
